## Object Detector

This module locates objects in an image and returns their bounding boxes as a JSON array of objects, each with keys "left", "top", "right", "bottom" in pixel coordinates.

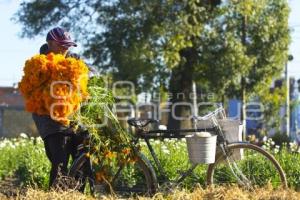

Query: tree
[
  {"left": 14, "top": 0, "right": 290, "bottom": 129},
  {"left": 259, "top": 84, "right": 286, "bottom": 135},
  {"left": 198, "top": 0, "right": 291, "bottom": 133}
]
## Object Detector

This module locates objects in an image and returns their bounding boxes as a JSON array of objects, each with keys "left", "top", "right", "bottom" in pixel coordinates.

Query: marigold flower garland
[{"left": 18, "top": 53, "right": 89, "bottom": 125}]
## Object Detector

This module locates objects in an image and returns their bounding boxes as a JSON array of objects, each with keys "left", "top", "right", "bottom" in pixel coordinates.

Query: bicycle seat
[{"left": 127, "top": 118, "right": 158, "bottom": 128}]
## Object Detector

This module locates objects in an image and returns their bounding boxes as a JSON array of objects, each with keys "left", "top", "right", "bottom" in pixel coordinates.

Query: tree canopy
[
  {"left": 14, "top": 0, "right": 290, "bottom": 127},
  {"left": 15, "top": 0, "right": 290, "bottom": 93}
]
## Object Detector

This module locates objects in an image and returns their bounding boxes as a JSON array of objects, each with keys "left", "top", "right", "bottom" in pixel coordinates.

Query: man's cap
[{"left": 46, "top": 27, "right": 77, "bottom": 48}]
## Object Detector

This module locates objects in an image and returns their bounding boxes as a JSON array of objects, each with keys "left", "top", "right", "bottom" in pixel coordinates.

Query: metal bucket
[{"left": 186, "top": 133, "right": 217, "bottom": 164}]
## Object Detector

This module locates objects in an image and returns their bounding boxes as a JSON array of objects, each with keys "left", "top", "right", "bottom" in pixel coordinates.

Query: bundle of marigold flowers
[{"left": 18, "top": 53, "right": 89, "bottom": 125}]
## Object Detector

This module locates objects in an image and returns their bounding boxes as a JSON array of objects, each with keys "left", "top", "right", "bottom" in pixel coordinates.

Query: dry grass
[
  {"left": 1, "top": 186, "right": 299, "bottom": 200},
  {"left": 147, "top": 185, "right": 300, "bottom": 200}
]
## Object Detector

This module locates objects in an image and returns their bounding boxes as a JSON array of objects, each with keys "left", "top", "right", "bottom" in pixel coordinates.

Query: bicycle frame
[{"left": 135, "top": 105, "right": 238, "bottom": 186}]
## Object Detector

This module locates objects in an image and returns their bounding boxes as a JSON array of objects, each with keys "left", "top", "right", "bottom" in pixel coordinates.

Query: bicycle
[
  {"left": 67, "top": 105, "right": 287, "bottom": 196},
  {"left": 67, "top": 124, "right": 157, "bottom": 196}
]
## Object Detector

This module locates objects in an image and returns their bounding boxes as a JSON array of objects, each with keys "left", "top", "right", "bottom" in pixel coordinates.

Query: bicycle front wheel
[
  {"left": 68, "top": 154, "right": 95, "bottom": 194},
  {"left": 111, "top": 152, "right": 157, "bottom": 196},
  {"left": 206, "top": 143, "right": 287, "bottom": 189},
  {"left": 69, "top": 151, "right": 157, "bottom": 196}
]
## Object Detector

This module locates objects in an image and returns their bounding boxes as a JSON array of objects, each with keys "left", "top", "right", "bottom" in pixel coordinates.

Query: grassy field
[{"left": 1, "top": 134, "right": 300, "bottom": 199}]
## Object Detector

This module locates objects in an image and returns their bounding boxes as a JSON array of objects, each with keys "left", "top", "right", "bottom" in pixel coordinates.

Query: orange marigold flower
[
  {"left": 104, "top": 151, "right": 117, "bottom": 159},
  {"left": 18, "top": 53, "right": 89, "bottom": 125},
  {"left": 122, "top": 148, "right": 131, "bottom": 155}
]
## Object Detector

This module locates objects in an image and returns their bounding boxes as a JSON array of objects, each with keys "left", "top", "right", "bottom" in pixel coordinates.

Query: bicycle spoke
[{"left": 207, "top": 143, "right": 286, "bottom": 189}]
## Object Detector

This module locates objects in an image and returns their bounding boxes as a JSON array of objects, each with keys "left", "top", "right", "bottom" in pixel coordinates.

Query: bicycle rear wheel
[{"left": 206, "top": 143, "right": 287, "bottom": 189}]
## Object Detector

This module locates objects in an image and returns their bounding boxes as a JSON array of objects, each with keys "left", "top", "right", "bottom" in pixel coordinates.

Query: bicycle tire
[
  {"left": 111, "top": 152, "right": 157, "bottom": 196},
  {"left": 206, "top": 142, "right": 287, "bottom": 189},
  {"left": 69, "top": 151, "right": 158, "bottom": 196},
  {"left": 68, "top": 154, "right": 95, "bottom": 194}
]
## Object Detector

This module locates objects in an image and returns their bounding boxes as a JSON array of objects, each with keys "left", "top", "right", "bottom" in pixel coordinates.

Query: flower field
[{"left": 1, "top": 133, "right": 300, "bottom": 199}]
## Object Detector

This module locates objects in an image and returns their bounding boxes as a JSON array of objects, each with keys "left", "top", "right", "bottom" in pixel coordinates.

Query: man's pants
[{"left": 43, "top": 133, "right": 77, "bottom": 188}]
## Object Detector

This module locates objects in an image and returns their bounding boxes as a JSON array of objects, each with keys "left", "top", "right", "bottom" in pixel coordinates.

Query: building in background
[
  {"left": 228, "top": 77, "right": 300, "bottom": 141},
  {"left": 0, "top": 86, "right": 37, "bottom": 137}
]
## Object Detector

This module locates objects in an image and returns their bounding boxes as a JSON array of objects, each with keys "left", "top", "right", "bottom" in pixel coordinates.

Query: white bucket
[{"left": 186, "top": 132, "right": 217, "bottom": 164}]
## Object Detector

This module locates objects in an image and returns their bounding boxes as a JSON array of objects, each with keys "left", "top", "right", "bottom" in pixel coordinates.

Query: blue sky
[{"left": 0, "top": 0, "right": 299, "bottom": 87}]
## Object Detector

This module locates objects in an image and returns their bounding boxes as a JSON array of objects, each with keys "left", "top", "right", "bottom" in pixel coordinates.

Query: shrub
[{"left": 0, "top": 134, "right": 50, "bottom": 189}]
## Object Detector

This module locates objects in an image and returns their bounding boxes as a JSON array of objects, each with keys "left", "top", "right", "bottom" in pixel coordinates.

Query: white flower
[
  {"left": 262, "top": 136, "right": 268, "bottom": 142},
  {"left": 35, "top": 137, "right": 43, "bottom": 144},
  {"left": 139, "top": 141, "right": 147, "bottom": 146},
  {"left": 264, "top": 143, "right": 270, "bottom": 147},
  {"left": 0, "top": 142, "right": 6, "bottom": 149},
  {"left": 289, "top": 142, "right": 298, "bottom": 152},
  {"left": 175, "top": 143, "right": 184, "bottom": 150},
  {"left": 154, "top": 140, "right": 161, "bottom": 145},
  {"left": 2, "top": 139, "right": 12, "bottom": 147},
  {"left": 162, "top": 149, "right": 170, "bottom": 154},
  {"left": 19, "top": 133, "right": 28, "bottom": 139}
]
